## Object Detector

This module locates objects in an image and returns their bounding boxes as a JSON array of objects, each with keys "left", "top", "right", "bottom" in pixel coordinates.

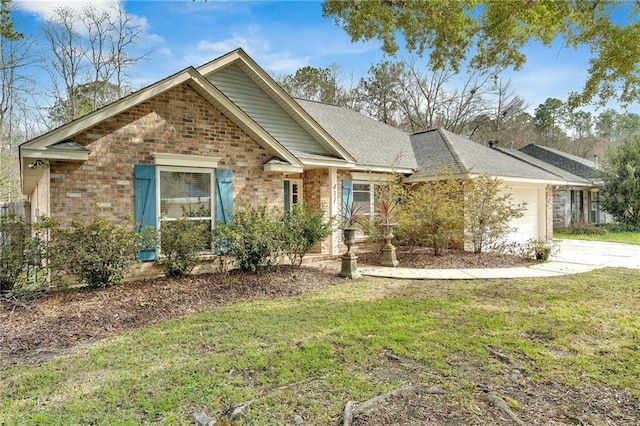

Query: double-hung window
[{"left": 158, "top": 167, "right": 214, "bottom": 250}]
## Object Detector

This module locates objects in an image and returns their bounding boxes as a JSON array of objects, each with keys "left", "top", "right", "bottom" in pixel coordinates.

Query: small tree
[
  {"left": 159, "top": 218, "right": 209, "bottom": 277},
  {"left": 464, "top": 175, "right": 526, "bottom": 253},
  {"left": 395, "top": 174, "right": 464, "bottom": 255},
  {"left": 280, "top": 205, "right": 332, "bottom": 266},
  {"left": 213, "top": 204, "right": 282, "bottom": 272},
  {"left": 50, "top": 216, "right": 143, "bottom": 287},
  {"left": 600, "top": 135, "right": 640, "bottom": 227}
]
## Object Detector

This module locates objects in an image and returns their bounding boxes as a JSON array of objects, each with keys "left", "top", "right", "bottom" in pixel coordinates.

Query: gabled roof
[
  {"left": 494, "top": 147, "right": 591, "bottom": 186},
  {"left": 295, "top": 99, "right": 416, "bottom": 172},
  {"left": 409, "top": 128, "right": 564, "bottom": 184},
  {"left": 20, "top": 67, "right": 304, "bottom": 169},
  {"left": 197, "top": 48, "right": 356, "bottom": 165},
  {"left": 519, "top": 144, "right": 599, "bottom": 180}
]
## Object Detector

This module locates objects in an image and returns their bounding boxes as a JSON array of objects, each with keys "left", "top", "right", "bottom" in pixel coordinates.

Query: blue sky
[{"left": 11, "top": 0, "right": 637, "bottom": 115}]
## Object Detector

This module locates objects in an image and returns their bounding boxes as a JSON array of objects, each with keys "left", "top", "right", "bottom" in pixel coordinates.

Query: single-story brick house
[{"left": 20, "top": 48, "right": 572, "bottom": 262}]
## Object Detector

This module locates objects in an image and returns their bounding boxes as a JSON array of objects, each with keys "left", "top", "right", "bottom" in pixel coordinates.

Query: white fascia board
[
  {"left": 488, "top": 175, "right": 566, "bottom": 186},
  {"left": 152, "top": 152, "right": 220, "bottom": 168},
  {"left": 22, "top": 148, "right": 89, "bottom": 161},
  {"left": 351, "top": 165, "right": 414, "bottom": 174},
  {"left": 263, "top": 163, "right": 304, "bottom": 173},
  {"left": 300, "top": 158, "right": 355, "bottom": 168}
]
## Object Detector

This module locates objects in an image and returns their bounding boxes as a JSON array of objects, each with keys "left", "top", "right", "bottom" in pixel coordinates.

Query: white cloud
[
  {"left": 189, "top": 35, "right": 311, "bottom": 74},
  {"left": 15, "top": 0, "right": 121, "bottom": 21}
]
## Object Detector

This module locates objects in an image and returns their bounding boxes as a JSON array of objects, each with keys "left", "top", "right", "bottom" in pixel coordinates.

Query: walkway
[{"left": 319, "top": 239, "right": 640, "bottom": 280}]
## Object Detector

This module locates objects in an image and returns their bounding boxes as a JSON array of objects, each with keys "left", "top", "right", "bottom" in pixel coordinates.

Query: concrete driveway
[{"left": 552, "top": 239, "right": 640, "bottom": 270}]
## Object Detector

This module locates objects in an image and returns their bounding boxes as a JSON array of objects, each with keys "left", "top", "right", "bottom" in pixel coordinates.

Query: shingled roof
[
  {"left": 410, "top": 128, "right": 562, "bottom": 182},
  {"left": 494, "top": 147, "right": 591, "bottom": 186},
  {"left": 295, "top": 99, "right": 417, "bottom": 171},
  {"left": 519, "top": 144, "right": 599, "bottom": 180}
]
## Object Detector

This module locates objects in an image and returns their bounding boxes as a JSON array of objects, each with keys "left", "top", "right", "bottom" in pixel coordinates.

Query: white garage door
[{"left": 506, "top": 186, "right": 539, "bottom": 244}]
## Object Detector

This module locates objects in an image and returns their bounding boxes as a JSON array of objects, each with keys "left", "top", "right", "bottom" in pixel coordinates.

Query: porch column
[{"left": 329, "top": 167, "right": 340, "bottom": 255}]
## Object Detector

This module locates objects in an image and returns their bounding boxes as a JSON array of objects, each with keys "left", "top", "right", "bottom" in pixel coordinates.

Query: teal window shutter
[
  {"left": 283, "top": 180, "right": 291, "bottom": 212},
  {"left": 134, "top": 164, "right": 157, "bottom": 261},
  {"left": 216, "top": 168, "right": 233, "bottom": 225},
  {"left": 342, "top": 179, "right": 353, "bottom": 215}
]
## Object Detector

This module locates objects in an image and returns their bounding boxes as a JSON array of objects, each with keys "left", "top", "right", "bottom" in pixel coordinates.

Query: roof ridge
[{"left": 437, "top": 128, "right": 467, "bottom": 174}]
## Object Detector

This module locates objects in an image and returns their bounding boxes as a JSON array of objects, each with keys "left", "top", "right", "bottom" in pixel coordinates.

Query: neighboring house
[
  {"left": 19, "top": 48, "right": 567, "bottom": 265},
  {"left": 516, "top": 144, "right": 612, "bottom": 227}
]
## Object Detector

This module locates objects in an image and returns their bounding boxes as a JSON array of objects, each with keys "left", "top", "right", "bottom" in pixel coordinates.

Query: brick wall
[
  {"left": 46, "top": 83, "right": 282, "bottom": 226},
  {"left": 546, "top": 185, "right": 554, "bottom": 238}
]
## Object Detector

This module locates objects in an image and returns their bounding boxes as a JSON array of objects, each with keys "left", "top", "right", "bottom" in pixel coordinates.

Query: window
[
  {"left": 159, "top": 167, "right": 214, "bottom": 250},
  {"left": 284, "top": 179, "right": 303, "bottom": 211},
  {"left": 353, "top": 182, "right": 373, "bottom": 215}
]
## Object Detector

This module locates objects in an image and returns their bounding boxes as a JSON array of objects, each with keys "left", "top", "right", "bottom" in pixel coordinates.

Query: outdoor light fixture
[{"left": 28, "top": 160, "right": 49, "bottom": 170}]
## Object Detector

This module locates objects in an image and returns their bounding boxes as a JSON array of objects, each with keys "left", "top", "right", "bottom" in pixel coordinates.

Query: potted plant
[
  {"left": 527, "top": 238, "right": 558, "bottom": 261},
  {"left": 374, "top": 178, "right": 401, "bottom": 267},
  {"left": 341, "top": 203, "right": 365, "bottom": 253}
]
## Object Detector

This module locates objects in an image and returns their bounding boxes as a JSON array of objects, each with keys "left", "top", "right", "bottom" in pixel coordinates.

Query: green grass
[
  {"left": 2, "top": 269, "right": 640, "bottom": 424},
  {"left": 554, "top": 231, "right": 640, "bottom": 245}
]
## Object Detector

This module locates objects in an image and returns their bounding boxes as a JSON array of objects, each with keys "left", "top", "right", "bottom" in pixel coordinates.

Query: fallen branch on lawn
[
  {"left": 485, "top": 344, "right": 525, "bottom": 370},
  {"left": 342, "top": 384, "right": 444, "bottom": 426},
  {"left": 486, "top": 392, "right": 526, "bottom": 426}
]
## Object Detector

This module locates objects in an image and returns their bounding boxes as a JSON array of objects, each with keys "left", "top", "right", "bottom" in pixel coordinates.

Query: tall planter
[
  {"left": 343, "top": 227, "right": 357, "bottom": 253},
  {"left": 340, "top": 227, "right": 360, "bottom": 279},
  {"left": 381, "top": 223, "right": 399, "bottom": 267}
]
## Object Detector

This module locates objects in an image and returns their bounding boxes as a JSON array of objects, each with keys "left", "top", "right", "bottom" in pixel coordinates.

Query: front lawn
[
  {"left": 554, "top": 230, "right": 640, "bottom": 245},
  {"left": 2, "top": 269, "right": 639, "bottom": 424}
]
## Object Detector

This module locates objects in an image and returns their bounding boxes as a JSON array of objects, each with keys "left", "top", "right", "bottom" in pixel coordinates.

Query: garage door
[{"left": 506, "top": 186, "right": 539, "bottom": 244}]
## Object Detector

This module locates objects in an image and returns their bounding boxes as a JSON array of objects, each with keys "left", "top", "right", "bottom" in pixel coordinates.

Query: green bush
[
  {"left": 159, "top": 218, "right": 210, "bottom": 277},
  {"left": 464, "top": 175, "right": 527, "bottom": 253},
  {"left": 50, "top": 216, "right": 144, "bottom": 288},
  {"left": 0, "top": 214, "right": 32, "bottom": 291},
  {"left": 214, "top": 204, "right": 282, "bottom": 272},
  {"left": 280, "top": 205, "right": 332, "bottom": 266},
  {"left": 395, "top": 175, "right": 464, "bottom": 255}
]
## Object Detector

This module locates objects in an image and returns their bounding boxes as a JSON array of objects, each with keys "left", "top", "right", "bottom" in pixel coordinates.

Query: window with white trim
[
  {"left": 353, "top": 182, "right": 374, "bottom": 236},
  {"left": 158, "top": 166, "right": 214, "bottom": 250}
]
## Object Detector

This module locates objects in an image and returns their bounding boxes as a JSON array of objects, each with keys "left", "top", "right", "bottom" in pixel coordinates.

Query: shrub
[
  {"left": 0, "top": 214, "right": 32, "bottom": 291},
  {"left": 464, "top": 175, "right": 526, "bottom": 253},
  {"left": 395, "top": 174, "right": 464, "bottom": 255},
  {"left": 214, "top": 204, "right": 282, "bottom": 272},
  {"left": 50, "top": 216, "right": 143, "bottom": 288},
  {"left": 159, "top": 218, "right": 210, "bottom": 277},
  {"left": 560, "top": 222, "right": 608, "bottom": 235},
  {"left": 280, "top": 205, "right": 332, "bottom": 266}
]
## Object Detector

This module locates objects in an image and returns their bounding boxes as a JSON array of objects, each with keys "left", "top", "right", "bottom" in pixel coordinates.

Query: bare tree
[
  {"left": 42, "top": 4, "right": 148, "bottom": 127},
  {"left": 0, "top": 0, "right": 35, "bottom": 201},
  {"left": 394, "top": 59, "right": 494, "bottom": 135}
]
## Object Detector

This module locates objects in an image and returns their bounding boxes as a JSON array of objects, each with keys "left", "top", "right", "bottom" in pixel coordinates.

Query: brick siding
[{"left": 46, "top": 83, "right": 283, "bottom": 226}]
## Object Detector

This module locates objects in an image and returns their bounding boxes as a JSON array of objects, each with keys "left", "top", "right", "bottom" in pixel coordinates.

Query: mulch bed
[
  {"left": 356, "top": 244, "right": 532, "bottom": 269},
  {"left": 1, "top": 248, "right": 532, "bottom": 366},
  {"left": 0, "top": 265, "right": 343, "bottom": 366}
]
